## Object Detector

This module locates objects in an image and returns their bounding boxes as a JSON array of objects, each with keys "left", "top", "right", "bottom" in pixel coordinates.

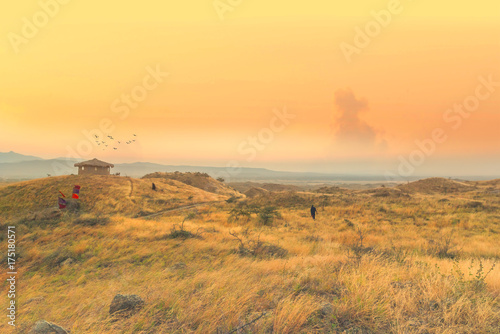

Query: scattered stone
[
  {"left": 26, "top": 296, "right": 45, "bottom": 304},
  {"left": 408, "top": 319, "right": 425, "bottom": 327},
  {"left": 391, "top": 281, "right": 414, "bottom": 289},
  {"left": 318, "top": 302, "right": 333, "bottom": 318},
  {"left": 429, "top": 300, "right": 440, "bottom": 310},
  {"left": 109, "top": 294, "right": 144, "bottom": 317},
  {"left": 30, "top": 320, "right": 69, "bottom": 334},
  {"left": 172, "top": 262, "right": 186, "bottom": 270},
  {"left": 61, "top": 258, "right": 74, "bottom": 267}
]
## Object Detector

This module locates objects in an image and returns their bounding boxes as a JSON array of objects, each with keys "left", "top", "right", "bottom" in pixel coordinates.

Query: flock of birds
[{"left": 94, "top": 133, "right": 138, "bottom": 151}]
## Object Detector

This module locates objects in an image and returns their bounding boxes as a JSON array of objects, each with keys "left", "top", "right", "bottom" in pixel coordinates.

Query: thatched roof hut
[{"left": 74, "top": 158, "right": 114, "bottom": 176}]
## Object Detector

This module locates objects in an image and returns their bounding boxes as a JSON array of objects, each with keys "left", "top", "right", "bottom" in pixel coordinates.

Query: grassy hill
[
  {"left": 397, "top": 177, "right": 476, "bottom": 194},
  {"left": 469, "top": 179, "right": 500, "bottom": 190},
  {"left": 1, "top": 177, "right": 500, "bottom": 333},
  {"left": 244, "top": 187, "right": 270, "bottom": 198},
  {"left": 142, "top": 172, "right": 241, "bottom": 198},
  {"left": 0, "top": 174, "right": 238, "bottom": 221}
]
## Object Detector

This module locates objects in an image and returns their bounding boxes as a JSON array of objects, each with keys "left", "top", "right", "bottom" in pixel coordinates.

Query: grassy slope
[
  {"left": 142, "top": 172, "right": 241, "bottom": 198},
  {"left": 0, "top": 175, "right": 233, "bottom": 221},
  {"left": 1, "top": 177, "right": 499, "bottom": 333}
]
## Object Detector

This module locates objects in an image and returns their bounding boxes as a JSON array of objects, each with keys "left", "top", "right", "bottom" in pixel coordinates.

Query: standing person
[{"left": 310, "top": 205, "right": 317, "bottom": 220}]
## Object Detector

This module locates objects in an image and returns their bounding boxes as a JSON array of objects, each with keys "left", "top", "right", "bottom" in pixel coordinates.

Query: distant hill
[
  {"left": 0, "top": 158, "right": 398, "bottom": 182},
  {"left": 358, "top": 186, "right": 407, "bottom": 198},
  {"left": 314, "top": 186, "right": 351, "bottom": 194},
  {"left": 115, "top": 162, "right": 357, "bottom": 181},
  {"left": 0, "top": 159, "right": 79, "bottom": 178},
  {"left": 1, "top": 152, "right": 497, "bottom": 183},
  {"left": 397, "top": 177, "right": 475, "bottom": 194},
  {"left": 0, "top": 151, "right": 43, "bottom": 163},
  {"left": 244, "top": 187, "right": 269, "bottom": 198},
  {"left": 229, "top": 182, "right": 300, "bottom": 193},
  {"left": 468, "top": 179, "right": 500, "bottom": 190}
]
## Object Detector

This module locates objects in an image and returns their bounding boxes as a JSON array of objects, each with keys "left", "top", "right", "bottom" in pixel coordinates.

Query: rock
[
  {"left": 171, "top": 262, "right": 186, "bottom": 270},
  {"left": 408, "top": 320, "right": 424, "bottom": 327},
  {"left": 391, "top": 281, "right": 414, "bottom": 289},
  {"left": 61, "top": 258, "right": 74, "bottom": 267},
  {"left": 109, "top": 294, "right": 144, "bottom": 316},
  {"left": 26, "top": 296, "right": 45, "bottom": 304},
  {"left": 429, "top": 300, "right": 440, "bottom": 310},
  {"left": 318, "top": 302, "right": 333, "bottom": 318},
  {"left": 30, "top": 320, "right": 69, "bottom": 334}
]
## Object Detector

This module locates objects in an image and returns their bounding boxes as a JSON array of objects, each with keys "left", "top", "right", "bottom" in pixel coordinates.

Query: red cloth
[
  {"left": 72, "top": 185, "right": 81, "bottom": 199},
  {"left": 58, "top": 197, "right": 67, "bottom": 209}
]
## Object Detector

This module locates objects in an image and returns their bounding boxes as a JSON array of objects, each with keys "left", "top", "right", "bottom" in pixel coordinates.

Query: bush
[
  {"left": 229, "top": 232, "right": 288, "bottom": 259},
  {"left": 460, "top": 201, "right": 484, "bottom": 209},
  {"left": 166, "top": 214, "right": 201, "bottom": 239},
  {"left": 227, "top": 205, "right": 281, "bottom": 225},
  {"left": 225, "top": 196, "right": 238, "bottom": 203},
  {"left": 258, "top": 206, "right": 281, "bottom": 226},
  {"left": 427, "top": 232, "right": 460, "bottom": 259},
  {"left": 450, "top": 259, "right": 497, "bottom": 295},
  {"left": 168, "top": 228, "right": 196, "bottom": 239},
  {"left": 228, "top": 203, "right": 258, "bottom": 223}
]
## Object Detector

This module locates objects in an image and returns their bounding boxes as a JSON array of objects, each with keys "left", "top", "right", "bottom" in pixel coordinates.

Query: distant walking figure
[
  {"left": 152, "top": 183, "right": 157, "bottom": 191},
  {"left": 310, "top": 205, "right": 317, "bottom": 220}
]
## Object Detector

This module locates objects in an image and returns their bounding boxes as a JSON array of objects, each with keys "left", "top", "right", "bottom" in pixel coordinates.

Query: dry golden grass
[
  {"left": 142, "top": 172, "right": 241, "bottom": 198},
  {"left": 0, "top": 175, "right": 232, "bottom": 221},
  {"left": 0, "top": 176, "right": 499, "bottom": 333}
]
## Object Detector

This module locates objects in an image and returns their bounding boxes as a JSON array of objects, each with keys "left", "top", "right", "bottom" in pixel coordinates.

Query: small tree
[
  {"left": 228, "top": 206, "right": 252, "bottom": 223},
  {"left": 258, "top": 206, "right": 281, "bottom": 226}
]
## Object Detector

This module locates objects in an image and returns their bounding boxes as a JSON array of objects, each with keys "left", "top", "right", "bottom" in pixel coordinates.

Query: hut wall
[{"left": 78, "top": 166, "right": 111, "bottom": 176}]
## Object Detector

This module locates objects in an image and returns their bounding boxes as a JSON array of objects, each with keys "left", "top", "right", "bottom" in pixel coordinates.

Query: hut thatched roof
[{"left": 74, "top": 158, "right": 114, "bottom": 168}]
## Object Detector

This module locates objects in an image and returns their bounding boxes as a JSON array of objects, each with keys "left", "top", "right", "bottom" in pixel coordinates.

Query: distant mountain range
[
  {"left": 0, "top": 152, "right": 495, "bottom": 182},
  {"left": 0, "top": 151, "right": 44, "bottom": 163},
  {"left": 0, "top": 151, "right": 396, "bottom": 182}
]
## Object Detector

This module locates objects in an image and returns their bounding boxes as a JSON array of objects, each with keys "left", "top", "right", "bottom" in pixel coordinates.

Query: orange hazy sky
[{"left": 1, "top": 0, "right": 499, "bottom": 176}]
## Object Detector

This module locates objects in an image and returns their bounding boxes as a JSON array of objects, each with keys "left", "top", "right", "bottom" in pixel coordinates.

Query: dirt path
[
  {"left": 127, "top": 177, "right": 134, "bottom": 197},
  {"left": 139, "top": 201, "right": 223, "bottom": 219}
]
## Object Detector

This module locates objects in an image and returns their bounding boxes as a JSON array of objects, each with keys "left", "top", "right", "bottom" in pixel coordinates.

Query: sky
[{"left": 1, "top": 0, "right": 499, "bottom": 177}]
